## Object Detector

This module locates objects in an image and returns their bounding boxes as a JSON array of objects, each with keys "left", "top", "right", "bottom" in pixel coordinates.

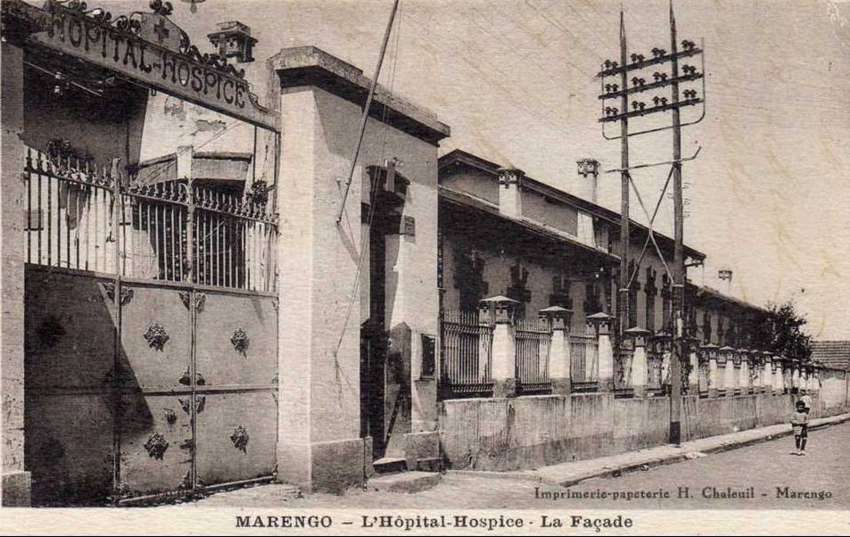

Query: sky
[{"left": 70, "top": 0, "right": 850, "bottom": 339}]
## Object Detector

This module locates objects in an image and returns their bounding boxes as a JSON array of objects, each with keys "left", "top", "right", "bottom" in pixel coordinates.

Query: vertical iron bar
[
  {"left": 37, "top": 153, "right": 42, "bottom": 264},
  {"left": 25, "top": 149, "right": 32, "bottom": 263},
  {"left": 110, "top": 157, "right": 123, "bottom": 502},
  {"left": 47, "top": 158, "right": 52, "bottom": 267}
]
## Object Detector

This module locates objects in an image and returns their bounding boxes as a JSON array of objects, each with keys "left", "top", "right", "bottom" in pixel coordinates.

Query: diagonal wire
[
  {"left": 626, "top": 164, "right": 675, "bottom": 286},
  {"left": 625, "top": 166, "right": 675, "bottom": 288}
]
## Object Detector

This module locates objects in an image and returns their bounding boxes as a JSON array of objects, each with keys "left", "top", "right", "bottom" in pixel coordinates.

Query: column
[
  {"left": 482, "top": 296, "right": 519, "bottom": 398},
  {"left": 587, "top": 312, "right": 614, "bottom": 391},
  {"left": 1, "top": 39, "right": 31, "bottom": 506},
  {"left": 719, "top": 346, "right": 734, "bottom": 396},
  {"left": 275, "top": 85, "right": 368, "bottom": 493},
  {"left": 772, "top": 357, "right": 783, "bottom": 394},
  {"left": 540, "top": 306, "right": 573, "bottom": 396},
  {"left": 625, "top": 327, "right": 651, "bottom": 398},
  {"left": 654, "top": 332, "right": 672, "bottom": 394},
  {"left": 687, "top": 337, "right": 700, "bottom": 395},
  {"left": 740, "top": 351, "right": 750, "bottom": 395},
  {"left": 701, "top": 344, "right": 719, "bottom": 397},
  {"left": 761, "top": 352, "right": 772, "bottom": 393},
  {"left": 792, "top": 362, "right": 801, "bottom": 395}
]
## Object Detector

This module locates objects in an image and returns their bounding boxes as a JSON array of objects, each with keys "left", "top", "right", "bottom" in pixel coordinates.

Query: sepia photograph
[{"left": 0, "top": 0, "right": 849, "bottom": 534}]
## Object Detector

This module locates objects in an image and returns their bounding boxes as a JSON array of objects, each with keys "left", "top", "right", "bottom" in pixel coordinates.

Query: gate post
[
  {"left": 481, "top": 296, "right": 519, "bottom": 398},
  {"left": 540, "top": 306, "right": 572, "bottom": 396},
  {"left": 625, "top": 327, "right": 650, "bottom": 397},
  {"left": 1, "top": 39, "right": 31, "bottom": 506},
  {"left": 273, "top": 85, "right": 368, "bottom": 494},
  {"left": 587, "top": 312, "right": 614, "bottom": 391}
]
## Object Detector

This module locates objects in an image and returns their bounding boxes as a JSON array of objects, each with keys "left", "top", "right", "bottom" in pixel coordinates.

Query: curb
[
  {"left": 555, "top": 413, "right": 850, "bottom": 488},
  {"left": 448, "top": 413, "right": 850, "bottom": 489}
]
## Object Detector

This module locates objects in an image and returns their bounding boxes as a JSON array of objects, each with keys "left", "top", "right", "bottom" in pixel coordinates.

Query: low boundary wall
[{"left": 438, "top": 379, "right": 849, "bottom": 471}]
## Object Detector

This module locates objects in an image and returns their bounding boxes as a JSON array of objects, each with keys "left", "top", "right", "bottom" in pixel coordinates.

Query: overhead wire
[{"left": 332, "top": 0, "right": 404, "bottom": 363}]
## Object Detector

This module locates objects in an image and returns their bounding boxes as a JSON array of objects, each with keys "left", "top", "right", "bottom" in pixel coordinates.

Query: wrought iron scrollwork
[{"left": 99, "top": 282, "right": 134, "bottom": 306}]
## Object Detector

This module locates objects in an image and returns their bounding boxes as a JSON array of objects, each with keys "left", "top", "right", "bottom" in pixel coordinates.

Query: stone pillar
[
  {"left": 700, "top": 344, "right": 716, "bottom": 396},
  {"left": 760, "top": 352, "right": 771, "bottom": 393},
  {"left": 791, "top": 360, "right": 800, "bottom": 393},
  {"left": 720, "top": 346, "right": 735, "bottom": 396},
  {"left": 772, "top": 357, "right": 783, "bottom": 394},
  {"left": 275, "top": 82, "right": 368, "bottom": 494},
  {"left": 587, "top": 312, "right": 614, "bottom": 391},
  {"left": 740, "top": 351, "right": 750, "bottom": 395},
  {"left": 1, "top": 40, "right": 31, "bottom": 506},
  {"left": 625, "top": 327, "right": 651, "bottom": 398},
  {"left": 687, "top": 337, "right": 700, "bottom": 395},
  {"left": 482, "top": 296, "right": 519, "bottom": 398},
  {"left": 540, "top": 306, "right": 572, "bottom": 395},
  {"left": 653, "top": 331, "right": 672, "bottom": 394}
]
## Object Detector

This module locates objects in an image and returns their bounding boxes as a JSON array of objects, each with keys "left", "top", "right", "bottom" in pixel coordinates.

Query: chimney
[
  {"left": 498, "top": 167, "right": 525, "bottom": 219},
  {"left": 577, "top": 158, "right": 600, "bottom": 204},
  {"left": 718, "top": 268, "right": 733, "bottom": 294},
  {"left": 207, "top": 21, "right": 257, "bottom": 64}
]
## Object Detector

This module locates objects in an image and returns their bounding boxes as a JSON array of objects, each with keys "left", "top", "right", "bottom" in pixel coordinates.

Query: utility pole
[
  {"left": 618, "top": 12, "right": 630, "bottom": 343},
  {"left": 596, "top": 0, "right": 705, "bottom": 446},
  {"left": 669, "top": 2, "right": 684, "bottom": 445}
]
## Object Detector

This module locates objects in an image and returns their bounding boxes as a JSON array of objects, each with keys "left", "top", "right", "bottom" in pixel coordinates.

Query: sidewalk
[{"left": 450, "top": 412, "right": 850, "bottom": 488}]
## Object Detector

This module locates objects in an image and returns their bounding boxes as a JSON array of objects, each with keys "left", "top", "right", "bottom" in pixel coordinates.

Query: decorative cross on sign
[{"left": 153, "top": 18, "right": 170, "bottom": 44}]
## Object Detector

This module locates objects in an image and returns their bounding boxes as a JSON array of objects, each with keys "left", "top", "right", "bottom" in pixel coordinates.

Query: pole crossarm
[
  {"left": 596, "top": 46, "right": 703, "bottom": 78},
  {"left": 604, "top": 146, "right": 701, "bottom": 174},
  {"left": 600, "top": 98, "right": 702, "bottom": 123},
  {"left": 598, "top": 72, "right": 703, "bottom": 100}
]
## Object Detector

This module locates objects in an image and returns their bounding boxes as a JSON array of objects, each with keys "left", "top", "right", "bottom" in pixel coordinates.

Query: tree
[{"left": 755, "top": 301, "right": 812, "bottom": 362}]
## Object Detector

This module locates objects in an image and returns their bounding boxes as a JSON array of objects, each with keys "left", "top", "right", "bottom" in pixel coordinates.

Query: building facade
[{"left": 1, "top": 0, "right": 846, "bottom": 507}]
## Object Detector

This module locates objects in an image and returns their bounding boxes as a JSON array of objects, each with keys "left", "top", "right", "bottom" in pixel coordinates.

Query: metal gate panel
[
  {"left": 194, "top": 292, "right": 277, "bottom": 386},
  {"left": 119, "top": 284, "right": 192, "bottom": 390},
  {"left": 25, "top": 394, "right": 114, "bottom": 504},
  {"left": 118, "top": 283, "right": 193, "bottom": 497},
  {"left": 118, "top": 393, "right": 193, "bottom": 496},
  {"left": 24, "top": 269, "right": 116, "bottom": 389},
  {"left": 24, "top": 267, "right": 115, "bottom": 504},
  {"left": 194, "top": 292, "right": 278, "bottom": 486},
  {"left": 195, "top": 392, "right": 277, "bottom": 485}
]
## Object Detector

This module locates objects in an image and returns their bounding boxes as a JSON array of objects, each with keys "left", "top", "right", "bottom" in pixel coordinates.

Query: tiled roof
[{"left": 811, "top": 341, "right": 850, "bottom": 370}]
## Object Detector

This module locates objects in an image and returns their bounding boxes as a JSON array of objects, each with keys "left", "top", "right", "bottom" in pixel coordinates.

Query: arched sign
[{"left": 14, "top": 0, "right": 278, "bottom": 131}]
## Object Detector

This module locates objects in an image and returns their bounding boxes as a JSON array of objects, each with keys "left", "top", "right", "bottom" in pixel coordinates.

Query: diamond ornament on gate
[{"left": 230, "top": 425, "right": 249, "bottom": 453}]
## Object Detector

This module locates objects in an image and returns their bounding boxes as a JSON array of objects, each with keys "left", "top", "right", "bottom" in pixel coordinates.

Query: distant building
[{"left": 811, "top": 341, "right": 850, "bottom": 371}]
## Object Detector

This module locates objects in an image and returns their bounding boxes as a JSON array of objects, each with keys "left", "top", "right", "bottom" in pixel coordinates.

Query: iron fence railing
[
  {"left": 615, "top": 348, "right": 634, "bottom": 394},
  {"left": 569, "top": 334, "right": 598, "bottom": 389},
  {"left": 439, "top": 310, "right": 494, "bottom": 398},
  {"left": 515, "top": 318, "right": 552, "bottom": 394},
  {"left": 648, "top": 352, "right": 664, "bottom": 390},
  {"left": 23, "top": 148, "right": 277, "bottom": 292}
]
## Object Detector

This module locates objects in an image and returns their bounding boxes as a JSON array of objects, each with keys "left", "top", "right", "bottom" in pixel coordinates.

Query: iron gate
[{"left": 23, "top": 149, "right": 279, "bottom": 504}]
